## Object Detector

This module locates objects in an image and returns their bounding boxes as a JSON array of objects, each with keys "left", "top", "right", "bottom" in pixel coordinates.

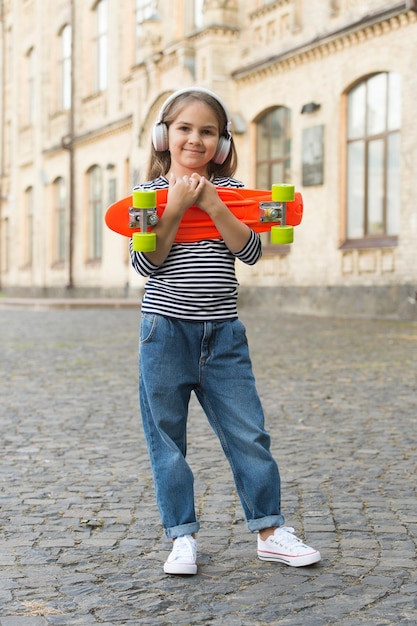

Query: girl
[{"left": 130, "top": 87, "right": 321, "bottom": 575}]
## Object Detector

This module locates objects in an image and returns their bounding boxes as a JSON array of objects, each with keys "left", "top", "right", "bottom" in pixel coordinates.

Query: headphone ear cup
[
  {"left": 213, "top": 136, "right": 231, "bottom": 164},
  {"left": 152, "top": 122, "right": 169, "bottom": 152}
]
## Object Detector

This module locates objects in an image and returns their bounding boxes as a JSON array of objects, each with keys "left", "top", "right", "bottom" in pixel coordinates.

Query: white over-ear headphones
[{"left": 151, "top": 87, "right": 232, "bottom": 164}]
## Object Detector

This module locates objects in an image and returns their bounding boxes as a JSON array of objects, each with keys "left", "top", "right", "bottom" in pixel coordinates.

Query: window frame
[
  {"left": 342, "top": 72, "right": 401, "bottom": 249},
  {"left": 255, "top": 106, "right": 292, "bottom": 252}
]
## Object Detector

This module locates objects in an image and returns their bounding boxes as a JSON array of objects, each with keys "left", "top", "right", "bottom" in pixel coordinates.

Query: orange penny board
[{"left": 105, "top": 187, "right": 303, "bottom": 243}]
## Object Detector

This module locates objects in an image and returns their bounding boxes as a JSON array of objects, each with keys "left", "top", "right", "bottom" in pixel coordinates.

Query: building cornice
[
  {"left": 231, "top": 2, "right": 416, "bottom": 82},
  {"left": 248, "top": 0, "right": 291, "bottom": 21},
  {"left": 43, "top": 114, "right": 133, "bottom": 156},
  {"left": 187, "top": 23, "right": 240, "bottom": 43},
  {"left": 73, "top": 114, "right": 133, "bottom": 147}
]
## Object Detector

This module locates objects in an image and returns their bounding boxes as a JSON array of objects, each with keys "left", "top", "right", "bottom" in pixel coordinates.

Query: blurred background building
[{"left": 0, "top": 0, "right": 416, "bottom": 318}]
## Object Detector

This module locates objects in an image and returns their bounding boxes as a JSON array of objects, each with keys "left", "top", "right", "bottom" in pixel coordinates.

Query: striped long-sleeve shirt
[{"left": 130, "top": 176, "right": 262, "bottom": 321}]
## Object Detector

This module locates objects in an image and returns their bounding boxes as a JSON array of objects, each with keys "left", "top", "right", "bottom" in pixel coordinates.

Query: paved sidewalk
[{"left": 0, "top": 303, "right": 416, "bottom": 625}]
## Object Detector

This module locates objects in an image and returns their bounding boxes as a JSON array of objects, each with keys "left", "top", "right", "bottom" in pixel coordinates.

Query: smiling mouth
[{"left": 184, "top": 148, "right": 204, "bottom": 154}]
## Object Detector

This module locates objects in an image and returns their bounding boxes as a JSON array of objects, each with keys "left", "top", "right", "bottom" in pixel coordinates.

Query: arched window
[
  {"left": 346, "top": 72, "right": 401, "bottom": 241},
  {"left": 88, "top": 165, "right": 103, "bottom": 260},
  {"left": 255, "top": 107, "right": 291, "bottom": 248},
  {"left": 256, "top": 106, "right": 291, "bottom": 189}
]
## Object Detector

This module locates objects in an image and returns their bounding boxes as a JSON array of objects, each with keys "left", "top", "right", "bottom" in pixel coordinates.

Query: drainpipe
[
  {"left": 65, "top": 0, "right": 75, "bottom": 290},
  {"left": 0, "top": 0, "right": 5, "bottom": 290}
]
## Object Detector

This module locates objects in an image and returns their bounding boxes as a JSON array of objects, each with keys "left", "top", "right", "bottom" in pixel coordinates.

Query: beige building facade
[{"left": 0, "top": 0, "right": 416, "bottom": 318}]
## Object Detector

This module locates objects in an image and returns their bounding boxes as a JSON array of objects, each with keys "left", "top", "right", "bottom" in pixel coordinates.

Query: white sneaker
[
  {"left": 257, "top": 527, "right": 321, "bottom": 567},
  {"left": 164, "top": 535, "right": 197, "bottom": 575}
]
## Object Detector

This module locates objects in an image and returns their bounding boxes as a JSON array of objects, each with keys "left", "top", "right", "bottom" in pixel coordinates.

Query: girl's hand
[
  {"left": 165, "top": 172, "right": 205, "bottom": 216},
  {"left": 196, "top": 177, "right": 253, "bottom": 254},
  {"left": 139, "top": 173, "right": 204, "bottom": 266},
  {"left": 193, "top": 177, "right": 224, "bottom": 217}
]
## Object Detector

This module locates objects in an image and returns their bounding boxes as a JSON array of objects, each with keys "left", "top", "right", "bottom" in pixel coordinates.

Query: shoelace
[
  {"left": 270, "top": 527, "right": 302, "bottom": 546},
  {"left": 171, "top": 536, "right": 195, "bottom": 560}
]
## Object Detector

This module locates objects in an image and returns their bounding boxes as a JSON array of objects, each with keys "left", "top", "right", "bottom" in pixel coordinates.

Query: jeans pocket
[
  {"left": 232, "top": 318, "right": 249, "bottom": 346},
  {"left": 140, "top": 312, "right": 157, "bottom": 344}
]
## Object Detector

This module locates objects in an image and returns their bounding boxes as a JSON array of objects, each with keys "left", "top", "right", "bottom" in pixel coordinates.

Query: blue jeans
[{"left": 139, "top": 313, "right": 285, "bottom": 539}]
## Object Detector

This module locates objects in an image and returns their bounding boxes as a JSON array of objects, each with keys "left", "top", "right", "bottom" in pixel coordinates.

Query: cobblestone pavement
[{"left": 1, "top": 302, "right": 416, "bottom": 625}]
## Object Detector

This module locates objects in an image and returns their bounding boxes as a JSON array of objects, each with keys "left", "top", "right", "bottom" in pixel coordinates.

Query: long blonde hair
[{"left": 146, "top": 90, "right": 238, "bottom": 180}]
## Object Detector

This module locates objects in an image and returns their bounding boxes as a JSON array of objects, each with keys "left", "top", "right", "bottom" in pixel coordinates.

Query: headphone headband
[
  {"left": 151, "top": 87, "right": 233, "bottom": 163},
  {"left": 155, "top": 87, "right": 232, "bottom": 136}
]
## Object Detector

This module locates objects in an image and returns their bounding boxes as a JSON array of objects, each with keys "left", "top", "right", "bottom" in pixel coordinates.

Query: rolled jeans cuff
[
  {"left": 248, "top": 514, "right": 285, "bottom": 533},
  {"left": 164, "top": 521, "right": 201, "bottom": 539}
]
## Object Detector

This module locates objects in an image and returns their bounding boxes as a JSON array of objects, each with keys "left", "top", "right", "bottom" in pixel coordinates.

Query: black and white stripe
[{"left": 130, "top": 176, "right": 262, "bottom": 321}]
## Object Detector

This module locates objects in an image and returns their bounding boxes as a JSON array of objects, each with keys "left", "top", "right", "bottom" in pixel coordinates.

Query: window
[
  {"left": 256, "top": 106, "right": 291, "bottom": 189},
  {"left": 346, "top": 72, "right": 401, "bottom": 241},
  {"left": 94, "top": 0, "right": 108, "bottom": 92},
  {"left": 255, "top": 107, "right": 292, "bottom": 248},
  {"left": 26, "top": 47, "right": 35, "bottom": 125},
  {"left": 194, "top": 0, "right": 204, "bottom": 28},
  {"left": 5, "top": 26, "right": 13, "bottom": 86},
  {"left": 135, "top": 0, "right": 157, "bottom": 44},
  {"left": 136, "top": 0, "right": 158, "bottom": 24},
  {"left": 135, "top": 1, "right": 159, "bottom": 63},
  {"left": 1, "top": 217, "right": 10, "bottom": 273},
  {"left": 53, "top": 177, "right": 66, "bottom": 263},
  {"left": 24, "top": 187, "right": 34, "bottom": 266},
  {"left": 88, "top": 165, "right": 103, "bottom": 260},
  {"left": 59, "top": 25, "right": 72, "bottom": 110}
]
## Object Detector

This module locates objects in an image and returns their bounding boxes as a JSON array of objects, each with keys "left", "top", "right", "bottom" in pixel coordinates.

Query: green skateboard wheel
[
  {"left": 132, "top": 190, "right": 156, "bottom": 209},
  {"left": 270, "top": 225, "right": 294, "bottom": 244},
  {"left": 132, "top": 232, "right": 157, "bottom": 252},
  {"left": 271, "top": 184, "right": 295, "bottom": 203}
]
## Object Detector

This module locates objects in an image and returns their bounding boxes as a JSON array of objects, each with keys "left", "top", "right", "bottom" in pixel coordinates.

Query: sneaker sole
[
  {"left": 257, "top": 550, "right": 321, "bottom": 567},
  {"left": 164, "top": 562, "right": 197, "bottom": 575}
]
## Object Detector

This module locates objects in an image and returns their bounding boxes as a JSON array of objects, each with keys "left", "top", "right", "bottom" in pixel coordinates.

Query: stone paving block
[{"left": 0, "top": 616, "right": 48, "bottom": 626}]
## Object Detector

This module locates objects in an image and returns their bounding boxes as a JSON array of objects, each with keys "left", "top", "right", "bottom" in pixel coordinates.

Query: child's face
[{"left": 167, "top": 101, "right": 221, "bottom": 175}]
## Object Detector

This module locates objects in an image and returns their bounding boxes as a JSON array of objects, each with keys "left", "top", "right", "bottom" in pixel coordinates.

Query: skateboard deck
[{"left": 105, "top": 186, "right": 303, "bottom": 248}]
